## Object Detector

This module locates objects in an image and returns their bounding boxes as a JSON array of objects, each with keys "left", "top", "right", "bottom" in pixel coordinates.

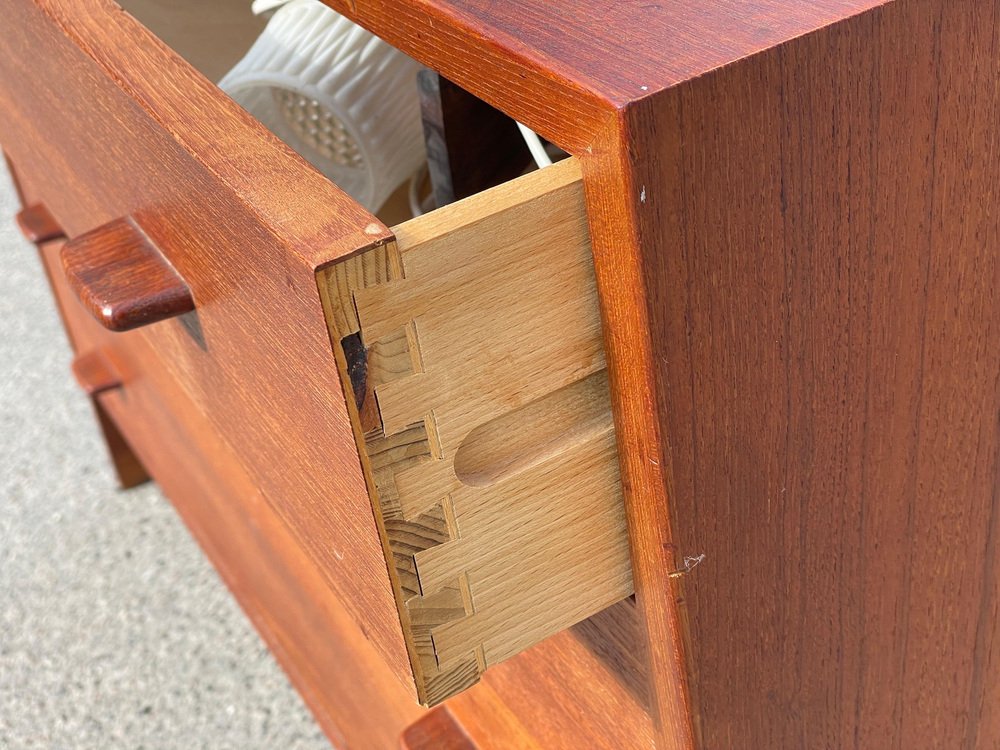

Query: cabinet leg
[{"left": 92, "top": 399, "right": 149, "bottom": 489}]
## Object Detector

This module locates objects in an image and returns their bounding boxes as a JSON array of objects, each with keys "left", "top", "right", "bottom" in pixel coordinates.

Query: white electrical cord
[
  {"left": 408, "top": 124, "right": 552, "bottom": 218},
  {"left": 516, "top": 122, "right": 553, "bottom": 168},
  {"left": 408, "top": 164, "right": 428, "bottom": 217}
]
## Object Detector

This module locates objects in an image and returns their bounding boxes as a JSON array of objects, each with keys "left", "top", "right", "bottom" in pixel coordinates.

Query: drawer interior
[{"left": 101, "top": 0, "right": 635, "bottom": 707}]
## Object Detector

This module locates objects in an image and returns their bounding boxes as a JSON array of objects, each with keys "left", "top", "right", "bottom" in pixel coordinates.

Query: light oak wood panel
[
  {"left": 319, "top": 158, "right": 633, "bottom": 704},
  {"left": 403, "top": 603, "right": 655, "bottom": 749},
  {"left": 444, "top": 600, "right": 655, "bottom": 750}
]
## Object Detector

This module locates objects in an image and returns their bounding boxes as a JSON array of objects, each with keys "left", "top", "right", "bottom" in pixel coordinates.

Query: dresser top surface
[{"left": 333, "top": 0, "right": 892, "bottom": 106}]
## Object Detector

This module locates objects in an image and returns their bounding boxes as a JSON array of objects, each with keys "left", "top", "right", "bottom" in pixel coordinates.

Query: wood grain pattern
[
  {"left": 8, "top": 148, "right": 657, "bottom": 750},
  {"left": 71, "top": 349, "right": 122, "bottom": 396},
  {"left": 403, "top": 606, "right": 656, "bottom": 750},
  {"left": 51, "top": 0, "right": 943, "bottom": 744},
  {"left": 6, "top": 0, "right": 690, "bottom": 741},
  {"left": 62, "top": 217, "right": 195, "bottom": 332},
  {"left": 309, "top": 2, "right": 927, "bottom": 742},
  {"left": 400, "top": 708, "right": 477, "bottom": 750},
  {"left": 320, "top": 0, "right": 888, "bottom": 154},
  {"left": 571, "top": 599, "right": 649, "bottom": 708},
  {"left": 330, "top": 0, "right": 1000, "bottom": 743},
  {"left": 0, "top": 0, "right": 414, "bottom": 691},
  {"left": 580, "top": 113, "right": 698, "bottom": 750},
  {"left": 447, "top": 610, "right": 656, "bottom": 750},
  {"left": 7, "top": 153, "right": 150, "bottom": 489},
  {"left": 15, "top": 202, "right": 64, "bottom": 243},
  {"left": 9, "top": 163, "right": 424, "bottom": 750},
  {"left": 2, "top": 3, "right": 660, "bottom": 743},
  {"left": 319, "top": 158, "right": 633, "bottom": 704},
  {"left": 10, "top": 0, "right": 998, "bottom": 748},
  {"left": 96, "top": 357, "right": 425, "bottom": 750},
  {"left": 624, "top": 0, "right": 1000, "bottom": 746},
  {"left": 400, "top": 615, "right": 656, "bottom": 750}
]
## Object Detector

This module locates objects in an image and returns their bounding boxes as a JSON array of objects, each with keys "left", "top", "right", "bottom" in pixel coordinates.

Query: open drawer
[
  {"left": 318, "top": 158, "right": 632, "bottom": 703},
  {"left": 0, "top": 0, "right": 632, "bottom": 707}
]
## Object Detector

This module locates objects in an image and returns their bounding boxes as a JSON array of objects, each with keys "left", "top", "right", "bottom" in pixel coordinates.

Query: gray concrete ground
[{"left": 0, "top": 174, "right": 331, "bottom": 748}]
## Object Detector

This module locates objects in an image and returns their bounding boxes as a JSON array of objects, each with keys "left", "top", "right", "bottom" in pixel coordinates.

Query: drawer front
[
  {"left": 9, "top": 221, "right": 424, "bottom": 750},
  {"left": 0, "top": 0, "right": 415, "bottom": 689},
  {"left": 2, "top": 0, "right": 633, "bottom": 706},
  {"left": 319, "top": 158, "right": 633, "bottom": 704}
]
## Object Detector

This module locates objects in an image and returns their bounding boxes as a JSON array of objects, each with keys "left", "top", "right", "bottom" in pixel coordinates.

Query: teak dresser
[{"left": 2, "top": 1, "right": 999, "bottom": 748}]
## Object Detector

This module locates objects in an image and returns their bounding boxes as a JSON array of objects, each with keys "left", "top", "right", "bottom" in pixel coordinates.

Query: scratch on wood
[{"left": 668, "top": 553, "right": 706, "bottom": 579}]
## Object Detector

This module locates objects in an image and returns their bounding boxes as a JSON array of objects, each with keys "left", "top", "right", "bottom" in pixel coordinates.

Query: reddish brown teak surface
[
  {"left": 3, "top": 0, "right": 998, "bottom": 748},
  {"left": 61, "top": 217, "right": 195, "bottom": 332}
]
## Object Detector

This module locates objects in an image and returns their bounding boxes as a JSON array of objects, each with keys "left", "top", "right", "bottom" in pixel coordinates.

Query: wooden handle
[
  {"left": 71, "top": 349, "right": 122, "bottom": 396},
  {"left": 15, "top": 203, "right": 65, "bottom": 243},
  {"left": 61, "top": 217, "right": 194, "bottom": 332}
]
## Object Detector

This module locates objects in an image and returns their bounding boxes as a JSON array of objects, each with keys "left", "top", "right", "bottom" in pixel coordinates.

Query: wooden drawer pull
[
  {"left": 61, "top": 217, "right": 194, "bottom": 332},
  {"left": 15, "top": 203, "right": 65, "bottom": 244},
  {"left": 71, "top": 349, "right": 122, "bottom": 396}
]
